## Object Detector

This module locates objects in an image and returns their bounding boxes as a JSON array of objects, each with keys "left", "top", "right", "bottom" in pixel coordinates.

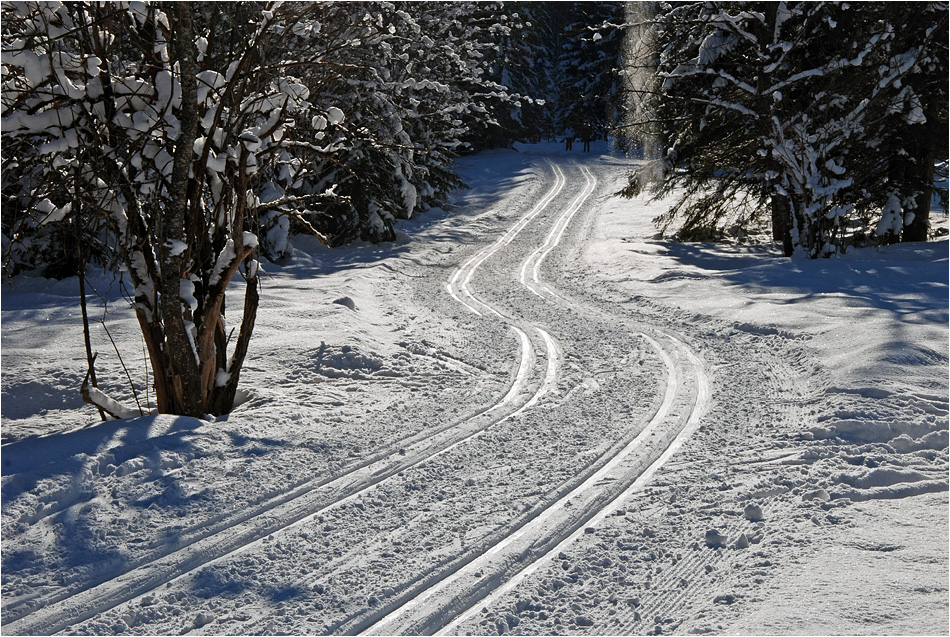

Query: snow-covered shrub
[
  {"left": 1, "top": 2, "right": 342, "bottom": 415},
  {"left": 0, "top": 0, "right": 545, "bottom": 413}
]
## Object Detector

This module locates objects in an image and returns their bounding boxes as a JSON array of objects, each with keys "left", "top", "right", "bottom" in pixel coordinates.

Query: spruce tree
[
  {"left": 554, "top": 2, "right": 626, "bottom": 138},
  {"left": 621, "top": 2, "right": 948, "bottom": 257}
]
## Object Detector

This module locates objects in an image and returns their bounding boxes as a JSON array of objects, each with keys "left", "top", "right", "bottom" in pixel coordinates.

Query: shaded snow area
[{"left": 2, "top": 142, "right": 947, "bottom": 636}]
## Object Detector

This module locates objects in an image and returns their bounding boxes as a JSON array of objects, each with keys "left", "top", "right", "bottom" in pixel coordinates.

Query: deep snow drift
[{"left": 2, "top": 142, "right": 947, "bottom": 636}]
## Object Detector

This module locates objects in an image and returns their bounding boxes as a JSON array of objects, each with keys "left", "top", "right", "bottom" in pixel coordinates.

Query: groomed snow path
[{"left": 2, "top": 142, "right": 947, "bottom": 636}]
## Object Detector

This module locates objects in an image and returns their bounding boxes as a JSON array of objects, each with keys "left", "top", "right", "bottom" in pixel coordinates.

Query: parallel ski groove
[
  {"left": 355, "top": 333, "right": 707, "bottom": 636},
  {"left": 3, "top": 164, "right": 572, "bottom": 637},
  {"left": 9, "top": 160, "right": 701, "bottom": 637},
  {"left": 353, "top": 162, "right": 712, "bottom": 636}
]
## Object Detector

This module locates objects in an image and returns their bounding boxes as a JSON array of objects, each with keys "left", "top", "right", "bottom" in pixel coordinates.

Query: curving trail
[
  {"left": 520, "top": 165, "right": 597, "bottom": 301},
  {"left": 0, "top": 166, "right": 568, "bottom": 636},
  {"left": 7, "top": 152, "right": 721, "bottom": 637},
  {"left": 5, "top": 142, "right": 945, "bottom": 637},
  {"left": 352, "top": 159, "right": 713, "bottom": 636},
  {"left": 436, "top": 335, "right": 711, "bottom": 636}
]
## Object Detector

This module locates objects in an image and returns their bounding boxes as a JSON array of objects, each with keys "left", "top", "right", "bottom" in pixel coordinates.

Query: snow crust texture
[{"left": 2, "top": 142, "right": 947, "bottom": 636}]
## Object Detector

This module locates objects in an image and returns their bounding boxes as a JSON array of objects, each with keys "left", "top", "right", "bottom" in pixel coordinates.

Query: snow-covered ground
[{"left": 2, "top": 142, "right": 947, "bottom": 636}]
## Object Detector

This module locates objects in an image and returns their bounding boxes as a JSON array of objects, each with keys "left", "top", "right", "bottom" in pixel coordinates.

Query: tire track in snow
[{"left": 2, "top": 164, "right": 571, "bottom": 637}]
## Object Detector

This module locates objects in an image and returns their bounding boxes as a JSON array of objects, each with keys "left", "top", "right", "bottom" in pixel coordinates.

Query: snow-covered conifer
[
  {"left": 621, "top": 2, "right": 947, "bottom": 257},
  {"left": 553, "top": 3, "right": 626, "bottom": 140},
  {"left": 274, "top": 2, "right": 523, "bottom": 245}
]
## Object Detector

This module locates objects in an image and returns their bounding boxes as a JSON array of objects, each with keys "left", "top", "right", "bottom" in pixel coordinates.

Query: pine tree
[
  {"left": 620, "top": 2, "right": 948, "bottom": 257},
  {"left": 497, "top": 3, "right": 559, "bottom": 142},
  {"left": 864, "top": 3, "right": 949, "bottom": 243}
]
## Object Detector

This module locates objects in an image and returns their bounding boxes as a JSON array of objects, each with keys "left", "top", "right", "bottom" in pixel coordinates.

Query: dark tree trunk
[
  {"left": 757, "top": 4, "right": 794, "bottom": 258},
  {"left": 771, "top": 195, "right": 794, "bottom": 257},
  {"left": 211, "top": 274, "right": 260, "bottom": 415},
  {"left": 903, "top": 97, "right": 943, "bottom": 242},
  {"left": 157, "top": 3, "right": 202, "bottom": 416}
]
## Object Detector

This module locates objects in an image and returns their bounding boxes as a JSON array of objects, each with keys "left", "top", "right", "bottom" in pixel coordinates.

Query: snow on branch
[{"left": 81, "top": 376, "right": 142, "bottom": 420}]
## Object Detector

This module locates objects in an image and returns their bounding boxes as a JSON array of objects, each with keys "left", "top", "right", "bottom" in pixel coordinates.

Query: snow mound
[{"left": 311, "top": 343, "right": 385, "bottom": 379}]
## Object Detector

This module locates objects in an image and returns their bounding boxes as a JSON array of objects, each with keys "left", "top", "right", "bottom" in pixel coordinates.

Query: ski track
[
  {"left": 9, "top": 157, "right": 715, "bottom": 637},
  {"left": 435, "top": 336, "right": 710, "bottom": 637},
  {"left": 2, "top": 160, "right": 594, "bottom": 637},
  {"left": 351, "top": 161, "right": 713, "bottom": 636},
  {"left": 6, "top": 149, "right": 946, "bottom": 637},
  {"left": 4, "top": 341, "right": 541, "bottom": 633}
]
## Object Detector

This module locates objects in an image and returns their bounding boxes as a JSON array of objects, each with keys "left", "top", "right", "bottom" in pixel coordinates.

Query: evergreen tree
[
  {"left": 621, "top": 2, "right": 948, "bottom": 257},
  {"left": 266, "top": 2, "right": 524, "bottom": 245},
  {"left": 553, "top": 2, "right": 626, "bottom": 139},
  {"left": 864, "top": 3, "right": 949, "bottom": 243},
  {"left": 499, "top": 3, "right": 560, "bottom": 142}
]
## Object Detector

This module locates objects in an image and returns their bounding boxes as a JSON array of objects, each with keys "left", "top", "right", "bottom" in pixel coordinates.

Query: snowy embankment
[{"left": 2, "top": 142, "right": 947, "bottom": 636}]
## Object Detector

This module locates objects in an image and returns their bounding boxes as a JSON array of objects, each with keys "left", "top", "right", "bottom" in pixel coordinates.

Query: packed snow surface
[{"left": 2, "top": 142, "right": 947, "bottom": 636}]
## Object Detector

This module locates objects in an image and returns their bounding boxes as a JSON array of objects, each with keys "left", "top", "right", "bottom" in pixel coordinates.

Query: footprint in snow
[{"left": 743, "top": 503, "right": 764, "bottom": 521}]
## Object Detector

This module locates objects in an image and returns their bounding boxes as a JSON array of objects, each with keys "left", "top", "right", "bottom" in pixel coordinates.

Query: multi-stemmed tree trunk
[
  {"left": 2, "top": 2, "right": 317, "bottom": 417},
  {"left": 899, "top": 76, "right": 946, "bottom": 243},
  {"left": 106, "top": 4, "right": 265, "bottom": 417}
]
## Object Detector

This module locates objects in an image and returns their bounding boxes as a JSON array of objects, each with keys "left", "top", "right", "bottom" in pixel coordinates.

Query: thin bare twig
[{"left": 100, "top": 320, "right": 145, "bottom": 416}]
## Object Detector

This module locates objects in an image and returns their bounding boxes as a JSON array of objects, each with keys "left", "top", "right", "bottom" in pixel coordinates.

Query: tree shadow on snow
[
  {"left": 1, "top": 415, "right": 213, "bottom": 583},
  {"left": 224, "top": 430, "right": 286, "bottom": 456},
  {"left": 1, "top": 415, "right": 202, "bottom": 478},
  {"left": 660, "top": 240, "right": 949, "bottom": 325},
  {"left": 273, "top": 158, "right": 538, "bottom": 280},
  {"left": 1, "top": 416, "right": 206, "bottom": 531},
  {"left": 658, "top": 240, "right": 950, "bottom": 379}
]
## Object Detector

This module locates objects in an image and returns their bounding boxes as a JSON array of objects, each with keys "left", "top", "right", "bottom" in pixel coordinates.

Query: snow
[
  {"left": 196, "top": 70, "right": 225, "bottom": 105},
  {"left": 277, "top": 78, "right": 309, "bottom": 103},
  {"left": 154, "top": 70, "right": 178, "bottom": 111},
  {"left": 35, "top": 200, "right": 71, "bottom": 226},
  {"left": 242, "top": 231, "right": 259, "bottom": 250},
  {"left": 326, "top": 106, "right": 345, "bottom": 125},
  {"left": 1, "top": 142, "right": 947, "bottom": 636},
  {"left": 1, "top": 46, "right": 50, "bottom": 86},
  {"left": 262, "top": 211, "right": 291, "bottom": 259},
  {"left": 877, "top": 192, "right": 903, "bottom": 236},
  {"left": 208, "top": 239, "right": 237, "bottom": 287},
  {"left": 82, "top": 387, "right": 142, "bottom": 421},
  {"left": 179, "top": 279, "right": 198, "bottom": 313}
]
